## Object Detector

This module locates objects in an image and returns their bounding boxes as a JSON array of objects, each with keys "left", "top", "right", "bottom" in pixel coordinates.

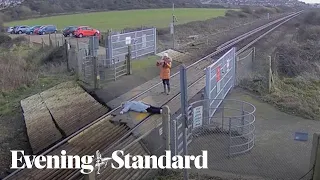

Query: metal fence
[
  {"left": 107, "top": 28, "right": 157, "bottom": 62},
  {"left": 236, "top": 47, "right": 255, "bottom": 86},
  {"left": 188, "top": 99, "right": 255, "bottom": 157}
]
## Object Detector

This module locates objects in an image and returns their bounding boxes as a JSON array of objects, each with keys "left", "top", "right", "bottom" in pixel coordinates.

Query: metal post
[
  {"left": 310, "top": 133, "right": 320, "bottom": 179},
  {"left": 241, "top": 103, "right": 245, "bottom": 135},
  {"left": 172, "top": 119, "right": 177, "bottom": 156},
  {"left": 228, "top": 117, "right": 232, "bottom": 157},
  {"left": 65, "top": 40, "right": 69, "bottom": 71},
  {"left": 204, "top": 67, "right": 211, "bottom": 123},
  {"left": 268, "top": 56, "right": 272, "bottom": 93},
  {"left": 114, "top": 62, "right": 117, "bottom": 81},
  {"left": 55, "top": 32, "right": 57, "bottom": 47},
  {"left": 252, "top": 47, "right": 256, "bottom": 62},
  {"left": 84, "top": 172, "right": 96, "bottom": 180},
  {"left": 221, "top": 103, "right": 224, "bottom": 130},
  {"left": 154, "top": 27, "right": 157, "bottom": 54},
  {"left": 179, "top": 64, "right": 189, "bottom": 180},
  {"left": 126, "top": 45, "right": 132, "bottom": 75},
  {"left": 162, "top": 105, "right": 171, "bottom": 151},
  {"left": 172, "top": 3, "right": 175, "bottom": 49},
  {"left": 93, "top": 56, "right": 98, "bottom": 89}
]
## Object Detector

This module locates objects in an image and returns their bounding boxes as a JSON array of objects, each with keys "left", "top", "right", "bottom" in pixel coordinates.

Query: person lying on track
[{"left": 119, "top": 101, "right": 162, "bottom": 114}]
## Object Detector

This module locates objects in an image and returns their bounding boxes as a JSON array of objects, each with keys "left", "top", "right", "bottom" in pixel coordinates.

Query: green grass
[
  {"left": 0, "top": 76, "right": 74, "bottom": 116},
  {"left": 132, "top": 55, "right": 158, "bottom": 71},
  {"left": 4, "top": 8, "right": 229, "bottom": 31}
]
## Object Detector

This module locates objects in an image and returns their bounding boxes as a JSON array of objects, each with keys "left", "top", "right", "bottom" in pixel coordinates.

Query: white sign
[
  {"left": 193, "top": 106, "right": 203, "bottom": 128},
  {"left": 142, "top": 34, "right": 147, "bottom": 48},
  {"left": 125, "top": 37, "right": 131, "bottom": 45}
]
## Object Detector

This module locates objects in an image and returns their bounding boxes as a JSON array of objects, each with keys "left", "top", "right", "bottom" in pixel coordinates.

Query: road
[{"left": 9, "top": 33, "right": 106, "bottom": 55}]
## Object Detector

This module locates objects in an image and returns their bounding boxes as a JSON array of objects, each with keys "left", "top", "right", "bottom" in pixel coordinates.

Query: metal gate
[
  {"left": 106, "top": 28, "right": 157, "bottom": 63},
  {"left": 205, "top": 47, "right": 236, "bottom": 119}
]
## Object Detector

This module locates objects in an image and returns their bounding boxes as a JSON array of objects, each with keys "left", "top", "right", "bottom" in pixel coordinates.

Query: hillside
[{"left": 0, "top": 0, "right": 217, "bottom": 21}]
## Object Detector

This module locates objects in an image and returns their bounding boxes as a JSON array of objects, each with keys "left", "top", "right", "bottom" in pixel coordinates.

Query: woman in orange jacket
[{"left": 156, "top": 53, "right": 172, "bottom": 95}]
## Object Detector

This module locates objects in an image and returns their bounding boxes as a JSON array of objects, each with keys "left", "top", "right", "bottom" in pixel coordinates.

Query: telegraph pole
[{"left": 171, "top": 2, "right": 176, "bottom": 49}]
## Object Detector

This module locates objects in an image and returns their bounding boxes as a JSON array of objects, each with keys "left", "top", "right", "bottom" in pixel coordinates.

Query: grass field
[{"left": 4, "top": 8, "right": 228, "bottom": 31}]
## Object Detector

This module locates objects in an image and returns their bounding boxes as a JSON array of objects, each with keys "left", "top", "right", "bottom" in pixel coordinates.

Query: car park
[
  {"left": 73, "top": 26, "right": 100, "bottom": 38},
  {"left": 26, "top": 25, "right": 42, "bottom": 35},
  {"left": 62, "top": 26, "right": 77, "bottom": 37},
  {"left": 37, "top": 25, "right": 57, "bottom": 35},
  {"left": 14, "top": 25, "right": 30, "bottom": 34}
]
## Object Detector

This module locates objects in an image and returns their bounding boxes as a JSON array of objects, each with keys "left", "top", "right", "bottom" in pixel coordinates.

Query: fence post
[
  {"left": 49, "top": 34, "right": 53, "bottom": 47},
  {"left": 55, "top": 32, "right": 57, "bottom": 47},
  {"left": 126, "top": 45, "right": 132, "bottom": 75},
  {"left": 41, "top": 38, "right": 44, "bottom": 48},
  {"left": 93, "top": 56, "right": 98, "bottom": 89},
  {"left": 310, "top": 133, "right": 320, "bottom": 179},
  {"left": 179, "top": 64, "right": 189, "bottom": 180},
  {"left": 268, "top": 56, "right": 273, "bottom": 93},
  {"left": 114, "top": 61, "right": 117, "bottom": 81},
  {"left": 162, "top": 105, "right": 171, "bottom": 151},
  {"left": 252, "top": 47, "right": 256, "bottom": 62},
  {"left": 65, "top": 40, "right": 69, "bottom": 71},
  {"left": 84, "top": 172, "right": 96, "bottom": 180}
]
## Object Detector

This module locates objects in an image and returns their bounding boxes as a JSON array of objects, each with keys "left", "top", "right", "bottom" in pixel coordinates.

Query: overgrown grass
[
  {"left": 240, "top": 11, "right": 320, "bottom": 120},
  {"left": 263, "top": 77, "right": 320, "bottom": 120},
  {"left": 4, "top": 8, "right": 229, "bottom": 30},
  {"left": 0, "top": 75, "right": 74, "bottom": 116},
  {"left": 0, "top": 36, "right": 74, "bottom": 116}
]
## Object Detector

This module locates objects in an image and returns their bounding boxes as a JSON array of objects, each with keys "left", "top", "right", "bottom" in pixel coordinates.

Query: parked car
[
  {"left": 74, "top": 26, "right": 100, "bottom": 38},
  {"left": 14, "top": 25, "right": 30, "bottom": 34},
  {"left": 11, "top": 26, "right": 19, "bottom": 34},
  {"left": 62, "top": 26, "right": 77, "bottom": 37},
  {"left": 26, "top": 25, "right": 42, "bottom": 35},
  {"left": 37, "top": 25, "right": 57, "bottom": 35},
  {"left": 7, "top": 27, "right": 14, "bottom": 33},
  {"left": 33, "top": 26, "right": 45, "bottom": 34}
]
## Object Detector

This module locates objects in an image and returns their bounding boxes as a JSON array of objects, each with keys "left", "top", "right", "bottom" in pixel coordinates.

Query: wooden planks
[
  {"left": 20, "top": 81, "right": 109, "bottom": 154},
  {"left": 21, "top": 94, "right": 62, "bottom": 154}
]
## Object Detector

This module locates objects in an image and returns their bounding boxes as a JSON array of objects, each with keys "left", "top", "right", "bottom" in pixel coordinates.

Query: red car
[
  {"left": 33, "top": 26, "right": 45, "bottom": 35},
  {"left": 74, "top": 26, "right": 100, "bottom": 38}
]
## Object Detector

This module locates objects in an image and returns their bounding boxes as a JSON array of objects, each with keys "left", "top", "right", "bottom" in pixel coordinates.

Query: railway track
[{"left": 3, "top": 10, "right": 303, "bottom": 180}]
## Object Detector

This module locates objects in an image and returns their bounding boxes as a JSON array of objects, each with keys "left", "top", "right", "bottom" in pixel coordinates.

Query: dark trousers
[
  {"left": 146, "top": 106, "right": 162, "bottom": 114},
  {"left": 162, "top": 79, "right": 170, "bottom": 91}
]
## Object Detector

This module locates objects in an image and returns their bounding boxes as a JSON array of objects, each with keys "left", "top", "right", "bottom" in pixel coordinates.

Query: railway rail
[{"left": 3, "top": 10, "right": 303, "bottom": 180}]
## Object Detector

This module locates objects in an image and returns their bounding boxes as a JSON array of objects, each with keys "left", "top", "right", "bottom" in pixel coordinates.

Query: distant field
[{"left": 4, "top": 8, "right": 229, "bottom": 31}]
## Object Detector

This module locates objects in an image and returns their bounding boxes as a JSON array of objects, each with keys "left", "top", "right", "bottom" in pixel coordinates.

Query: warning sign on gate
[{"left": 216, "top": 66, "right": 221, "bottom": 82}]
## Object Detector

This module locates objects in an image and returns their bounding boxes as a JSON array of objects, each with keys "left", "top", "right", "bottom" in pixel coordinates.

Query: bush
[
  {"left": 241, "top": 6, "right": 253, "bottom": 14},
  {"left": 0, "top": 33, "right": 11, "bottom": 45}
]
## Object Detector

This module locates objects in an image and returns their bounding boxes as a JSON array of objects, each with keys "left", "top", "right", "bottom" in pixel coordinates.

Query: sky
[{"left": 299, "top": 0, "right": 320, "bottom": 4}]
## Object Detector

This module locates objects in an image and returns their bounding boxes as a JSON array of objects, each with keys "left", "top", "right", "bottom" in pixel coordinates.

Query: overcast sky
[{"left": 300, "top": 0, "right": 320, "bottom": 4}]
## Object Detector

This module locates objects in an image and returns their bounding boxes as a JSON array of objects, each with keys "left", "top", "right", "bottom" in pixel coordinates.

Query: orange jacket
[{"left": 157, "top": 59, "right": 172, "bottom": 80}]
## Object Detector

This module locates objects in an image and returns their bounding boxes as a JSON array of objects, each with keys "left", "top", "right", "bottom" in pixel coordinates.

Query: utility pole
[{"left": 171, "top": 2, "right": 177, "bottom": 49}]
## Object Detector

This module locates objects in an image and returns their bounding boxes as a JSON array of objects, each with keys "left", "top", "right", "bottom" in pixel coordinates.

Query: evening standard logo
[{"left": 11, "top": 150, "right": 208, "bottom": 174}]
